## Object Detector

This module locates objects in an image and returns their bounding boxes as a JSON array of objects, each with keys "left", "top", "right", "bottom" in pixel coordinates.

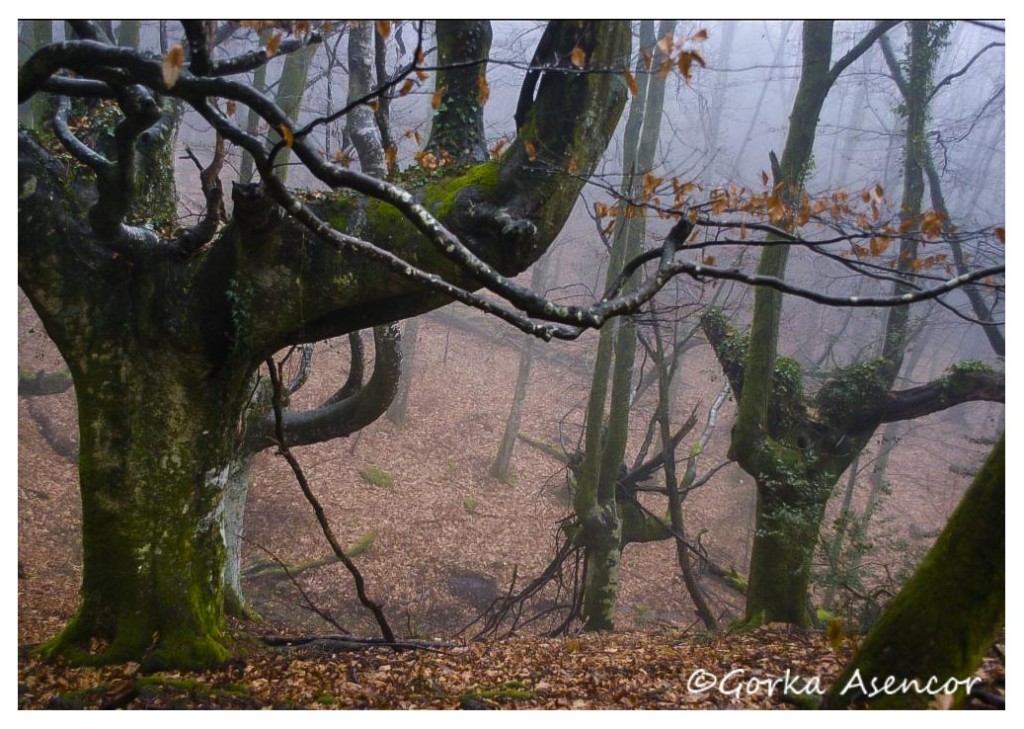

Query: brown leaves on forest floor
[{"left": 16, "top": 624, "right": 1005, "bottom": 710}]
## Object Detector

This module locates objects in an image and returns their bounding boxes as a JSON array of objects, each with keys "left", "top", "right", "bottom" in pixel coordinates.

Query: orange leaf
[
  {"left": 431, "top": 86, "right": 446, "bottom": 110},
  {"left": 691, "top": 28, "right": 709, "bottom": 42},
  {"left": 490, "top": 138, "right": 506, "bottom": 158},
  {"left": 767, "top": 190, "right": 786, "bottom": 223},
  {"left": 279, "top": 124, "right": 294, "bottom": 148},
  {"left": 624, "top": 67, "right": 638, "bottom": 97},
  {"left": 677, "top": 51, "right": 706, "bottom": 83},
  {"left": 375, "top": 20, "right": 392, "bottom": 39},
  {"left": 702, "top": 255, "right": 716, "bottom": 266},
  {"left": 265, "top": 32, "right": 282, "bottom": 57},
  {"left": 874, "top": 183, "right": 884, "bottom": 200},
  {"left": 399, "top": 79, "right": 415, "bottom": 97},
  {"left": 385, "top": 145, "right": 397, "bottom": 173},
  {"left": 677, "top": 53, "right": 694, "bottom": 82},
  {"left": 477, "top": 73, "right": 490, "bottom": 104},
  {"left": 642, "top": 50, "right": 652, "bottom": 69},
  {"left": 525, "top": 142, "right": 537, "bottom": 162},
  {"left": 594, "top": 202, "right": 608, "bottom": 218},
  {"left": 366, "top": 99, "right": 380, "bottom": 112},
  {"left": 161, "top": 45, "right": 185, "bottom": 89},
  {"left": 414, "top": 130, "right": 422, "bottom": 145},
  {"left": 567, "top": 156, "right": 578, "bottom": 175},
  {"left": 869, "top": 237, "right": 890, "bottom": 257},
  {"left": 322, "top": 21, "right": 333, "bottom": 34},
  {"left": 416, "top": 68, "right": 429, "bottom": 81},
  {"left": 226, "top": 99, "right": 237, "bottom": 117},
  {"left": 657, "top": 34, "right": 673, "bottom": 56},
  {"left": 570, "top": 46, "right": 587, "bottom": 69},
  {"left": 416, "top": 151, "right": 437, "bottom": 170},
  {"left": 994, "top": 227, "right": 1005, "bottom": 244},
  {"left": 296, "top": 21, "right": 311, "bottom": 38}
]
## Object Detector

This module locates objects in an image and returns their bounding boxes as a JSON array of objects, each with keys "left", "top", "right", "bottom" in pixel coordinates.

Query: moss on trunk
[
  {"left": 38, "top": 348, "right": 251, "bottom": 670},
  {"left": 825, "top": 437, "right": 1004, "bottom": 709}
]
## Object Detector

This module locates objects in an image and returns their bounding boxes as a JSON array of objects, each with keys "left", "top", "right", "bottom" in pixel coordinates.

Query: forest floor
[
  {"left": 17, "top": 295, "right": 1004, "bottom": 709},
  {"left": 15, "top": 622, "right": 1006, "bottom": 710}
]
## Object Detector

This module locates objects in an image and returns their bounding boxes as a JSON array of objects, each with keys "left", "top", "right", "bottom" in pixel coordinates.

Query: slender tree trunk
[
  {"left": 822, "top": 453, "right": 860, "bottom": 609},
  {"left": 490, "top": 254, "right": 552, "bottom": 481},
  {"left": 577, "top": 20, "right": 672, "bottom": 631},
  {"left": 240, "top": 29, "right": 273, "bottom": 183},
  {"left": 386, "top": 317, "right": 418, "bottom": 426},
  {"left": 116, "top": 20, "right": 140, "bottom": 49},
  {"left": 347, "top": 22, "right": 387, "bottom": 176},
  {"left": 271, "top": 41, "right": 316, "bottom": 180}
]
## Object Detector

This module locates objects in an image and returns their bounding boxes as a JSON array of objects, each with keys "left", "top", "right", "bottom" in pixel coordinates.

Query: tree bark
[
  {"left": 490, "top": 253, "right": 551, "bottom": 482},
  {"left": 576, "top": 19, "right": 671, "bottom": 632},
  {"left": 825, "top": 436, "right": 1003, "bottom": 709},
  {"left": 427, "top": 21, "right": 492, "bottom": 162},
  {"left": 19, "top": 20, "right": 631, "bottom": 668},
  {"left": 723, "top": 21, "right": 903, "bottom": 627}
]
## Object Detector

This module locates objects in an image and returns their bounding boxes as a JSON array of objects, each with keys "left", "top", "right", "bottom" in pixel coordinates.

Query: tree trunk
[
  {"left": 38, "top": 348, "right": 251, "bottom": 669},
  {"left": 386, "top": 317, "right": 418, "bottom": 426},
  {"left": 575, "top": 19, "right": 671, "bottom": 632},
  {"left": 490, "top": 254, "right": 551, "bottom": 481},
  {"left": 427, "top": 21, "right": 492, "bottom": 162},
  {"left": 745, "top": 475, "right": 831, "bottom": 626},
  {"left": 222, "top": 460, "right": 253, "bottom": 616},
  {"left": 825, "top": 437, "right": 1004, "bottom": 709},
  {"left": 20, "top": 20, "right": 632, "bottom": 669},
  {"left": 346, "top": 22, "right": 387, "bottom": 176}
]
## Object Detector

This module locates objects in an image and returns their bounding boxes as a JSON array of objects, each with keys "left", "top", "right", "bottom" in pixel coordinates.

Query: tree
[
  {"left": 18, "top": 19, "right": 633, "bottom": 669},
  {"left": 704, "top": 21, "right": 1003, "bottom": 626},
  {"left": 18, "top": 18, "right": 1002, "bottom": 670},
  {"left": 824, "top": 435, "right": 1003, "bottom": 709},
  {"left": 572, "top": 20, "right": 673, "bottom": 631}
]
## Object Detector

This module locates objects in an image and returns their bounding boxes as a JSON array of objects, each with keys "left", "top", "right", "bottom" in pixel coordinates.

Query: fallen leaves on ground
[{"left": 17, "top": 624, "right": 1005, "bottom": 709}]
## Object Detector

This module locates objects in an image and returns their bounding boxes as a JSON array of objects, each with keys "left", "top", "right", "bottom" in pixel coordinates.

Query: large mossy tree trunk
[
  {"left": 19, "top": 20, "right": 631, "bottom": 669},
  {"left": 825, "top": 437, "right": 1004, "bottom": 709},
  {"left": 19, "top": 285, "right": 254, "bottom": 668}
]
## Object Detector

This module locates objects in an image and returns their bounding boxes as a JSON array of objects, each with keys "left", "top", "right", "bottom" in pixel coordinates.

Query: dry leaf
[
  {"left": 570, "top": 46, "right": 586, "bottom": 68},
  {"left": 477, "top": 73, "right": 490, "bottom": 104},
  {"left": 624, "top": 67, "right": 638, "bottom": 97},
  {"left": 431, "top": 86, "right": 446, "bottom": 110},
  {"left": 265, "top": 32, "right": 282, "bottom": 57},
  {"left": 279, "top": 124, "right": 294, "bottom": 148},
  {"left": 376, "top": 20, "right": 392, "bottom": 39},
  {"left": 161, "top": 45, "right": 185, "bottom": 89}
]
